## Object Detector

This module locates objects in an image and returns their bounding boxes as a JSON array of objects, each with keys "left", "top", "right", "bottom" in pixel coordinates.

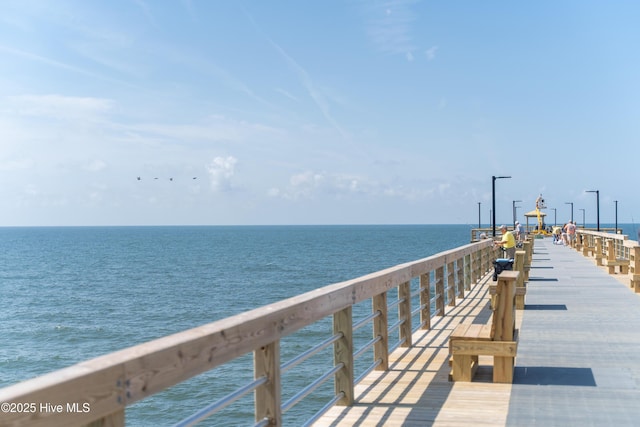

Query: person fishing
[{"left": 494, "top": 224, "right": 516, "bottom": 259}]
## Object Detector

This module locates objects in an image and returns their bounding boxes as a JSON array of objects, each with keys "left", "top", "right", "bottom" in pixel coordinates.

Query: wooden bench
[
  {"left": 449, "top": 270, "right": 519, "bottom": 383},
  {"left": 604, "top": 240, "right": 630, "bottom": 274}
]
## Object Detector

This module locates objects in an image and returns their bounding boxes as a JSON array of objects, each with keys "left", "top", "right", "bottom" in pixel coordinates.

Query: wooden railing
[
  {"left": 0, "top": 239, "right": 498, "bottom": 427},
  {"left": 576, "top": 229, "right": 640, "bottom": 292}
]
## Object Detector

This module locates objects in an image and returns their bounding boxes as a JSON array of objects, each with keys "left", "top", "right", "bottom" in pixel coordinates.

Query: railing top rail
[{"left": 576, "top": 229, "right": 628, "bottom": 241}]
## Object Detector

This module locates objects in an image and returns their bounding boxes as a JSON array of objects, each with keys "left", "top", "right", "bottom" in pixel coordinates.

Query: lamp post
[
  {"left": 512, "top": 200, "right": 522, "bottom": 227},
  {"left": 565, "top": 202, "right": 574, "bottom": 223},
  {"left": 614, "top": 200, "right": 618, "bottom": 234},
  {"left": 550, "top": 208, "right": 557, "bottom": 226},
  {"left": 478, "top": 202, "right": 481, "bottom": 229},
  {"left": 492, "top": 175, "right": 511, "bottom": 237},
  {"left": 586, "top": 190, "right": 600, "bottom": 231},
  {"left": 578, "top": 208, "right": 585, "bottom": 228}
]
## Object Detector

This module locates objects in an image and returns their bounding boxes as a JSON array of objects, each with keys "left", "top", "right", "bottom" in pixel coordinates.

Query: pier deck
[{"left": 314, "top": 238, "right": 640, "bottom": 426}]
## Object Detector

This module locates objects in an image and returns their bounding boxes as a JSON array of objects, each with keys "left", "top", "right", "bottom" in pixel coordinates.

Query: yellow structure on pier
[{"left": 528, "top": 194, "right": 551, "bottom": 236}]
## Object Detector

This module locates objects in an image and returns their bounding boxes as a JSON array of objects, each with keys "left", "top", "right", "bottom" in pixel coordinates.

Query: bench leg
[
  {"left": 493, "top": 356, "right": 514, "bottom": 383},
  {"left": 451, "top": 354, "right": 479, "bottom": 381}
]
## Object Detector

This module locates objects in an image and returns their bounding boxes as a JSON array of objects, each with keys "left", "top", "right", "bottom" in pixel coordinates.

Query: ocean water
[{"left": 4, "top": 223, "right": 632, "bottom": 426}]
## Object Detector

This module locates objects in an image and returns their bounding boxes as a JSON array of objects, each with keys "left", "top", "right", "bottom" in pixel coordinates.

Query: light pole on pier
[
  {"left": 492, "top": 176, "right": 511, "bottom": 237},
  {"left": 565, "top": 202, "right": 574, "bottom": 223},
  {"left": 586, "top": 190, "right": 600, "bottom": 231},
  {"left": 512, "top": 200, "right": 522, "bottom": 227},
  {"left": 550, "top": 208, "right": 557, "bottom": 226},
  {"left": 478, "top": 202, "right": 481, "bottom": 229},
  {"left": 578, "top": 208, "right": 585, "bottom": 229},
  {"left": 614, "top": 200, "right": 618, "bottom": 234}
]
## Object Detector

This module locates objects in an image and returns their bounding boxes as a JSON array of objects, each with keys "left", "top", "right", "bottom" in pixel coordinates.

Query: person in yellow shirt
[{"left": 494, "top": 225, "right": 516, "bottom": 259}]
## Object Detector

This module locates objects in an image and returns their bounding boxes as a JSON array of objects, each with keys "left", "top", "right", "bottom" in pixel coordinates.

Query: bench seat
[{"left": 604, "top": 259, "right": 630, "bottom": 274}]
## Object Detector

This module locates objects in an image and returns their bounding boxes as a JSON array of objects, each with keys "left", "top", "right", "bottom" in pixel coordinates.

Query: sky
[{"left": 1, "top": 0, "right": 638, "bottom": 227}]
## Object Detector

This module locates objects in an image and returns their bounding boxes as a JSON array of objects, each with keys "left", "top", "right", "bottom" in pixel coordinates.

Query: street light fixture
[
  {"left": 492, "top": 175, "right": 511, "bottom": 237},
  {"left": 512, "top": 200, "right": 522, "bottom": 227},
  {"left": 578, "top": 208, "right": 585, "bottom": 229},
  {"left": 614, "top": 200, "right": 618, "bottom": 234},
  {"left": 478, "top": 202, "right": 481, "bottom": 229},
  {"left": 565, "top": 202, "right": 574, "bottom": 223},
  {"left": 586, "top": 190, "right": 600, "bottom": 231}
]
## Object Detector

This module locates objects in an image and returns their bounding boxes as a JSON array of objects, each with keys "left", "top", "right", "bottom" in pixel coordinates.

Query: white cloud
[
  {"left": 425, "top": 45, "right": 439, "bottom": 60},
  {"left": 207, "top": 156, "right": 237, "bottom": 191}
]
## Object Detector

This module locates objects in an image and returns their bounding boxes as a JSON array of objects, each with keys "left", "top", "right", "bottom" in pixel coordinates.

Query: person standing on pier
[
  {"left": 494, "top": 225, "right": 516, "bottom": 259},
  {"left": 565, "top": 221, "right": 577, "bottom": 247},
  {"left": 514, "top": 221, "right": 523, "bottom": 243}
]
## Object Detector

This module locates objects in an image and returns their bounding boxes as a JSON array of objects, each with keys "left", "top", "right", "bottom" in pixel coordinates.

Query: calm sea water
[{"left": 0, "top": 224, "right": 634, "bottom": 425}]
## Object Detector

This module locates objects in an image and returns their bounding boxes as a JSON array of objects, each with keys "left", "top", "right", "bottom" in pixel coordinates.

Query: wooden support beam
[
  {"left": 254, "top": 342, "right": 281, "bottom": 426},
  {"left": 435, "top": 266, "right": 445, "bottom": 316},
  {"left": 419, "top": 273, "right": 431, "bottom": 330},
  {"left": 398, "top": 281, "right": 412, "bottom": 347},
  {"left": 372, "top": 293, "right": 389, "bottom": 371},
  {"left": 333, "top": 307, "right": 354, "bottom": 406}
]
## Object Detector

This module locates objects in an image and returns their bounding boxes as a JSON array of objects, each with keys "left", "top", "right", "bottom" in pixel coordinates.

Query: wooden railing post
[
  {"left": 514, "top": 250, "right": 526, "bottom": 310},
  {"left": 485, "top": 245, "right": 493, "bottom": 274},
  {"left": 575, "top": 233, "right": 583, "bottom": 251},
  {"left": 373, "top": 293, "right": 389, "bottom": 371},
  {"left": 582, "top": 233, "right": 591, "bottom": 256},
  {"left": 399, "top": 281, "right": 412, "bottom": 347},
  {"left": 630, "top": 246, "right": 640, "bottom": 293},
  {"left": 464, "top": 254, "right": 471, "bottom": 291},
  {"left": 333, "top": 307, "right": 354, "bottom": 406},
  {"left": 447, "top": 261, "right": 456, "bottom": 306},
  {"left": 435, "top": 266, "right": 445, "bottom": 316},
  {"left": 595, "top": 237, "right": 604, "bottom": 266},
  {"left": 420, "top": 273, "right": 431, "bottom": 330},
  {"left": 523, "top": 240, "right": 532, "bottom": 282},
  {"left": 471, "top": 250, "right": 479, "bottom": 284},
  {"left": 607, "top": 239, "right": 615, "bottom": 263},
  {"left": 456, "top": 257, "right": 465, "bottom": 297},
  {"left": 255, "top": 341, "right": 282, "bottom": 426}
]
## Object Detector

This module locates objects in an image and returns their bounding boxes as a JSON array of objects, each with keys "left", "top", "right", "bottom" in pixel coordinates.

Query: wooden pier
[{"left": 1, "top": 229, "right": 639, "bottom": 426}]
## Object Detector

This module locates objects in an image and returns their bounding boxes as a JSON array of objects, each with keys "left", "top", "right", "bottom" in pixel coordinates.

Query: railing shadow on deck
[
  {"left": 0, "top": 238, "right": 504, "bottom": 427},
  {"left": 315, "top": 273, "right": 497, "bottom": 426}
]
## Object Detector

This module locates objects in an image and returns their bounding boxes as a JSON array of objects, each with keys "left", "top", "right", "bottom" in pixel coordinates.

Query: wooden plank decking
[{"left": 314, "top": 238, "right": 640, "bottom": 426}]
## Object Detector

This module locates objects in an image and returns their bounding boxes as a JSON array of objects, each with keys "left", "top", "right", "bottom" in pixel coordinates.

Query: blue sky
[{"left": 1, "top": 1, "right": 638, "bottom": 227}]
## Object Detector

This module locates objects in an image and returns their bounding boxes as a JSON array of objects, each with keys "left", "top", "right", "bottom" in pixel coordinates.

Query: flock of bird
[{"left": 136, "top": 177, "right": 197, "bottom": 181}]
